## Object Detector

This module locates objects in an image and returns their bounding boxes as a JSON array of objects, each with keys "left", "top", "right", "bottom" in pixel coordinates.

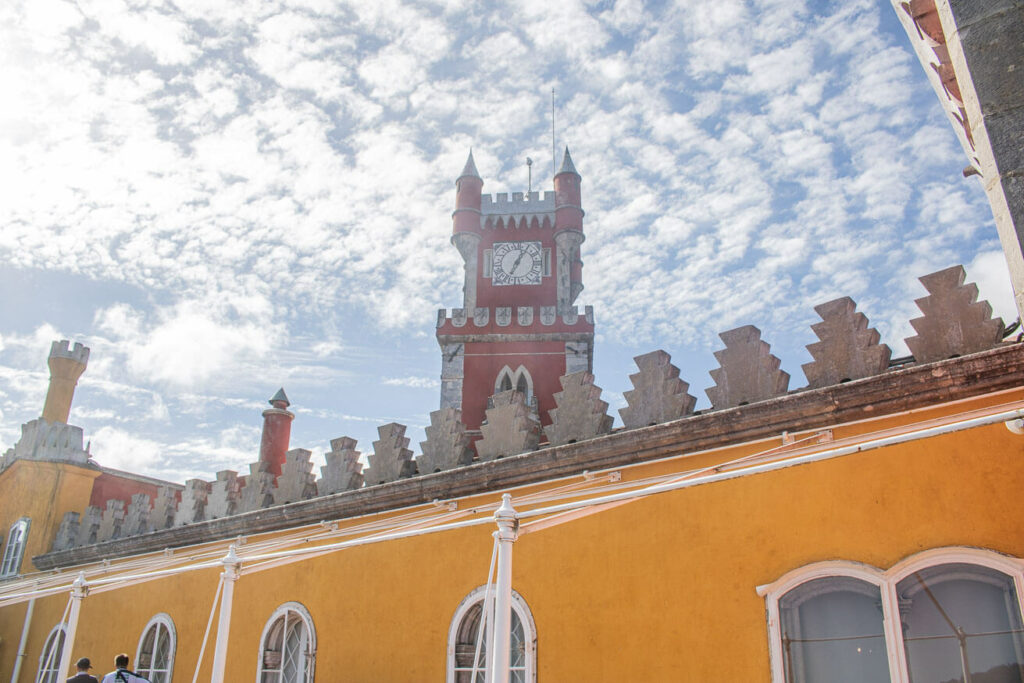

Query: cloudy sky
[{"left": 0, "top": 0, "right": 1013, "bottom": 483}]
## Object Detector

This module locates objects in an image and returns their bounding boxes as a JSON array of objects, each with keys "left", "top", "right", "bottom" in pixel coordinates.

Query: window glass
[
  {"left": 779, "top": 576, "right": 891, "bottom": 683},
  {"left": 1, "top": 519, "right": 29, "bottom": 577},
  {"left": 136, "top": 615, "right": 174, "bottom": 683},
  {"left": 897, "top": 563, "right": 1024, "bottom": 683},
  {"left": 259, "top": 605, "right": 314, "bottom": 683},
  {"left": 453, "top": 602, "right": 526, "bottom": 683},
  {"left": 36, "top": 626, "right": 65, "bottom": 683}
]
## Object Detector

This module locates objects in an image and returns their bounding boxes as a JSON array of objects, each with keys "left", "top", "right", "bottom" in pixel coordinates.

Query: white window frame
[
  {"left": 446, "top": 585, "right": 537, "bottom": 683},
  {"left": 483, "top": 249, "right": 493, "bottom": 278},
  {"left": 36, "top": 624, "right": 66, "bottom": 683},
  {"left": 135, "top": 612, "right": 176, "bottom": 682},
  {"left": 255, "top": 601, "right": 316, "bottom": 683},
  {"left": 542, "top": 248, "right": 551, "bottom": 277},
  {"left": 758, "top": 546, "right": 1024, "bottom": 683},
  {"left": 2, "top": 518, "right": 30, "bottom": 578}
]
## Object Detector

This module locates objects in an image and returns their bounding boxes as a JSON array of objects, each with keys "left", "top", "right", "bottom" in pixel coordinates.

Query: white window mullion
[{"left": 879, "top": 579, "right": 910, "bottom": 683}]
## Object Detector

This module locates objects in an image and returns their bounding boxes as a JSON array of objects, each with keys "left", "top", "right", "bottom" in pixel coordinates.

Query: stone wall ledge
[{"left": 34, "top": 342, "right": 1024, "bottom": 571}]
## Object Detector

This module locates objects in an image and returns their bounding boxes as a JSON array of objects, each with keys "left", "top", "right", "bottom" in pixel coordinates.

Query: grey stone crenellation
[
  {"left": 318, "top": 437, "right": 364, "bottom": 495},
  {"left": 544, "top": 372, "right": 614, "bottom": 447},
  {"left": 706, "top": 325, "right": 791, "bottom": 409},
  {"left": 905, "top": 265, "right": 1004, "bottom": 363},
  {"left": 2, "top": 419, "right": 90, "bottom": 469},
  {"left": 482, "top": 190, "right": 555, "bottom": 214},
  {"left": 476, "top": 390, "right": 541, "bottom": 460},
  {"left": 43, "top": 263, "right": 1011, "bottom": 553},
  {"left": 619, "top": 350, "right": 696, "bottom": 428},
  {"left": 49, "top": 339, "right": 90, "bottom": 365},
  {"left": 364, "top": 423, "right": 416, "bottom": 485},
  {"left": 418, "top": 408, "right": 474, "bottom": 474},
  {"left": 802, "top": 298, "right": 891, "bottom": 388},
  {"left": 437, "top": 305, "right": 595, "bottom": 329}
]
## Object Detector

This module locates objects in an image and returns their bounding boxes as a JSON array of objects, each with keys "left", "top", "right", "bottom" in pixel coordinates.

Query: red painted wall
[
  {"left": 89, "top": 472, "right": 166, "bottom": 510},
  {"left": 461, "top": 340, "right": 568, "bottom": 431},
  {"left": 474, "top": 228, "right": 559, "bottom": 308}
]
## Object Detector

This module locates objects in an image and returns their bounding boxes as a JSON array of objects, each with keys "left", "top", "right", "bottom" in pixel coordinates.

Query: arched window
[
  {"left": 499, "top": 373, "right": 513, "bottom": 393},
  {"left": 1, "top": 518, "right": 30, "bottom": 578},
  {"left": 760, "top": 548, "right": 1024, "bottom": 683},
  {"left": 257, "top": 602, "right": 316, "bottom": 683},
  {"left": 494, "top": 366, "right": 533, "bottom": 403},
  {"left": 447, "top": 586, "right": 537, "bottom": 683},
  {"left": 897, "top": 563, "right": 1024, "bottom": 683},
  {"left": 36, "top": 624, "right": 65, "bottom": 683},
  {"left": 136, "top": 613, "right": 176, "bottom": 683},
  {"left": 778, "top": 575, "right": 890, "bottom": 682}
]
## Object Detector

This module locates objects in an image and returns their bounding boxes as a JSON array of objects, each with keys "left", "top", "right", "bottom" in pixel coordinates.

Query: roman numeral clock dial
[{"left": 492, "top": 241, "right": 543, "bottom": 286}]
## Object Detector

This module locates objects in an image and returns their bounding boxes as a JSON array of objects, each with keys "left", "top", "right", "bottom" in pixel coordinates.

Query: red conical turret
[
  {"left": 258, "top": 388, "right": 294, "bottom": 479},
  {"left": 553, "top": 147, "right": 585, "bottom": 309},
  {"left": 453, "top": 150, "right": 483, "bottom": 236}
]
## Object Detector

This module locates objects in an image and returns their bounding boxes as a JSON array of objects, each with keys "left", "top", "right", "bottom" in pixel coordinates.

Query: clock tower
[{"left": 436, "top": 148, "right": 595, "bottom": 437}]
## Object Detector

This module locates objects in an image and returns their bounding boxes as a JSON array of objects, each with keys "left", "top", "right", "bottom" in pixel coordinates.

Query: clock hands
[{"left": 510, "top": 250, "right": 527, "bottom": 275}]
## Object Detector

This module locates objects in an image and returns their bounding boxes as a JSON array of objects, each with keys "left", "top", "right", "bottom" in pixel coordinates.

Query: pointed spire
[
  {"left": 269, "top": 388, "right": 290, "bottom": 407},
  {"left": 458, "top": 149, "right": 480, "bottom": 180},
  {"left": 556, "top": 146, "right": 578, "bottom": 176}
]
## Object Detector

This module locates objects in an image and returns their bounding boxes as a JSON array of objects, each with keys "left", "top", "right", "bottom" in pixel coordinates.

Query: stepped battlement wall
[{"left": 16, "top": 263, "right": 1018, "bottom": 564}]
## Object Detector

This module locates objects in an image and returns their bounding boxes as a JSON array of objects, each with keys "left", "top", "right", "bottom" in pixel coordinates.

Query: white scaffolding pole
[
  {"left": 10, "top": 597, "right": 35, "bottom": 683},
  {"left": 488, "top": 494, "right": 518, "bottom": 683},
  {"left": 210, "top": 546, "right": 240, "bottom": 683},
  {"left": 56, "top": 573, "right": 88, "bottom": 680}
]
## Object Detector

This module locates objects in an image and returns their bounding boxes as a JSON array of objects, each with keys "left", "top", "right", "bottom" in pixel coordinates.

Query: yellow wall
[
  {"left": 0, "top": 460, "right": 99, "bottom": 572},
  {"left": 0, "top": 460, "right": 99, "bottom": 677},
  {"left": 2, "top": 391, "right": 1023, "bottom": 682}
]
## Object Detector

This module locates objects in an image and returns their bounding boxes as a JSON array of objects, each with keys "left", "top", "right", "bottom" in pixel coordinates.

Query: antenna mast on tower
[{"left": 551, "top": 88, "right": 556, "bottom": 179}]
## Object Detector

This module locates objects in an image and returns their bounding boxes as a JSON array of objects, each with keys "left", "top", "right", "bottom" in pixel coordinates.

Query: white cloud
[
  {"left": 95, "top": 300, "right": 281, "bottom": 388},
  {"left": 0, "top": 0, "right": 1005, "bottom": 482},
  {"left": 383, "top": 376, "right": 440, "bottom": 389},
  {"left": 969, "top": 251, "right": 1017, "bottom": 324}
]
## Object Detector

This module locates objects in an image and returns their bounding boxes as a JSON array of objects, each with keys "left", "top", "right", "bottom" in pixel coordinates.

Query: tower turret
[
  {"left": 436, "top": 146, "right": 595, "bottom": 440},
  {"left": 553, "top": 148, "right": 585, "bottom": 311},
  {"left": 258, "top": 388, "right": 294, "bottom": 479},
  {"left": 42, "top": 340, "right": 90, "bottom": 423},
  {"left": 453, "top": 151, "right": 484, "bottom": 310}
]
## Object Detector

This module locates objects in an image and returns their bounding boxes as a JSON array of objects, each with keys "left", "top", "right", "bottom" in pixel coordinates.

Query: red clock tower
[{"left": 436, "top": 148, "right": 595, "bottom": 435}]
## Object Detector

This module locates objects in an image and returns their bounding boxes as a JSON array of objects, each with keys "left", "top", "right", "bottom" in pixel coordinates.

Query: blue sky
[{"left": 0, "top": 0, "right": 1013, "bottom": 483}]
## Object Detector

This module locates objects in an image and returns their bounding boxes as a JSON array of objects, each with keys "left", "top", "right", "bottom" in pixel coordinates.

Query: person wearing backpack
[{"left": 100, "top": 654, "right": 149, "bottom": 683}]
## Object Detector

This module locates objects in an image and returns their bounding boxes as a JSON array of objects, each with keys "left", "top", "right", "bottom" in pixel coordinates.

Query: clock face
[{"left": 492, "top": 241, "right": 543, "bottom": 286}]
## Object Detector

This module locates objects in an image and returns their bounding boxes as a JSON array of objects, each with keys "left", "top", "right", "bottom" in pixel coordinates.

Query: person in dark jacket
[{"left": 66, "top": 657, "right": 98, "bottom": 683}]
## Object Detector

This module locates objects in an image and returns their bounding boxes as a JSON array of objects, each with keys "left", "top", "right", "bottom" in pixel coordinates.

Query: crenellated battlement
[
  {"left": 436, "top": 305, "right": 595, "bottom": 330},
  {"left": 8, "top": 418, "right": 89, "bottom": 466},
  {"left": 30, "top": 262, "right": 1019, "bottom": 563},
  {"left": 482, "top": 191, "right": 555, "bottom": 215},
  {"left": 481, "top": 192, "right": 557, "bottom": 230},
  {"left": 49, "top": 339, "right": 90, "bottom": 366}
]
